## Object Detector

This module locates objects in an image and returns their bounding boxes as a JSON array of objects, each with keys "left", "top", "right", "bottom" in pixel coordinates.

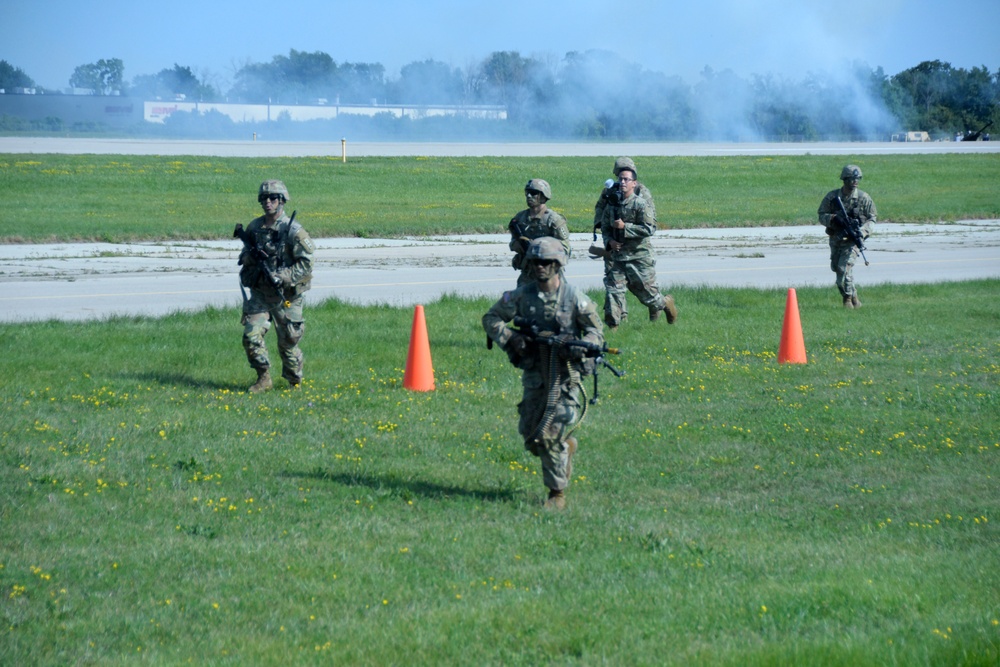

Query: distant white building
[{"left": 144, "top": 100, "right": 507, "bottom": 124}]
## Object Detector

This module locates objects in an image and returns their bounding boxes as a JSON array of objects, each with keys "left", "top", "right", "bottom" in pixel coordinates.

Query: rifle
[
  {"left": 833, "top": 197, "right": 870, "bottom": 266},
  {"left": 508, "top": 215, "right": 531, "bottom": 257},
  {"left": 233, "top": 210, "right": 296, "bottom": 307},
  {"left": 489, "top": 316, "right": 625, "bottom": 404}
]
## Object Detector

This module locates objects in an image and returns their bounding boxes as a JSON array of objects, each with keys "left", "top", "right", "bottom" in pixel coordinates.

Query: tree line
[{"left": 1, "top": 51, "right": 997, "bottom": 140}]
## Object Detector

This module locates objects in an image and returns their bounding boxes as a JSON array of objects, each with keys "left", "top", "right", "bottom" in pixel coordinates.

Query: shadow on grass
[
  {"left": 283, "top": 468, "right": 521, "bottom": 504},
  {"left": 125, "top": 371, "right": 246, "bottom": 392}
]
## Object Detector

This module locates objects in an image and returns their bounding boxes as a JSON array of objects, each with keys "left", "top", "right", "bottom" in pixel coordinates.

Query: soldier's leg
[
  {"left": 623, "top": 258, "right": 673, "bottom": 320},
  {"left": 242, "top": 310, "right": 272, "bottom": 370},
  {"left": 242, "top": 309, "right": 273, "bottom": 392},
  {"left": 536, "top": 382, "right": 583, "bottom": 508},
  {"left": 830, "top": 243, "right": 848, "bottom": 300},
  {"left": 832, "top": 245, "right": 857, "bottom": 306},
  {"left": 273, "top": 297, "right": 305, "bottom": 386},
  {"left": 603, "top": 260, "right": 628, "bottom": 328},
  {"left": 842, "top": 248, "right": 859, "bottom": 302},
  {"left": 517, "top": 376, "right": 547, "bottom": 457},
  {"left": 604, "top": 257, "right": 627, "bottom": 322}
]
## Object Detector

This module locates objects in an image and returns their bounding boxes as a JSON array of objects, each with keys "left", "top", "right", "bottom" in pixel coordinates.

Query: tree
[
  {"left": 0, "top": 60, "right": 35, "bottom": 90},
  {"left": 389, "top": 59, "right": 464, "bottom": 105},
  {"left": 337, "top": 62, "right": 386, "bottom": 104},
  {"left": 69, "top": 58, "right": 125, "bottom": 95},
  {"left": 131, "top": 64, "right": 219, "bottom": 101}
]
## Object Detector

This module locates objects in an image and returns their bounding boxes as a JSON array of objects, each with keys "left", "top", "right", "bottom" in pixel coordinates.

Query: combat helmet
[
  {"left": 525, "top": 178, "right": 552, "bottom": 200},
  {"left": 258, "top": 179, "right": 290, "bottom": 202},
  {"left": 613, "top": 156, "right": 637, "bottom": 178},
  {"left": 840, "top": 165, "right": 862, "bottom": 181},
  {"left": 525, "top": 236, "right": 568, "bottom": 268}
]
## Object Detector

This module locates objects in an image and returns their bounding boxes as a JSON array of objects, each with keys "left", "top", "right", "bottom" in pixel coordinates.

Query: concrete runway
[
  {"left": 2, "top": 222, "right": 998, "bottom": 322},
  {"left": 2, "top": 138, "right": 997, "bottom": 322},
  {"left": 3, "top": 137, "right": 1000, "bottom": 157}
]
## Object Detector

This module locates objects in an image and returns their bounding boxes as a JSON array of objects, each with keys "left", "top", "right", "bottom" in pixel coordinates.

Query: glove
[
  {"left": 556, "top": 334, "right": 586, "bottom": 360},
  {"left": 506, "top": 333, "right": 528, "bottom": 355},
  {"left": 275, "top": 267, "right": 294, "bottom": 287}
]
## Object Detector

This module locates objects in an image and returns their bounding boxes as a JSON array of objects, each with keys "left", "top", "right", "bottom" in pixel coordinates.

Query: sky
[{"left": 6, "top": 0, "right": 1000, "bottom": 92}]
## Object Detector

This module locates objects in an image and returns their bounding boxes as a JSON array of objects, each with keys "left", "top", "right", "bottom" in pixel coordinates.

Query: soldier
[
  {"left": 483, "top": 237, "right": 604, "bottom": 510},
  {"left": 596, "top": 164, "right": 677, "bottom": 329},
  {"left": 237, "top": 179, "right": 315, "bottom": 391},
  {"left": 508, "top": 179, "right": 571, "bottom": 286},
  {"left": 590, "top": 157, "right": 659, "bottom": 326},
  {"left": 817, "top": 165, "right": 877, "bottom": 308}
]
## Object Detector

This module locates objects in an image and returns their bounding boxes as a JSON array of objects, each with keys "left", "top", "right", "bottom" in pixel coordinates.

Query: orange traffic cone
[
  {"left": 403, "top": 304, "right": 435, "bottom": 391},
  {"left": 778, "top": 288, "right": 807, "bottom": 364}
]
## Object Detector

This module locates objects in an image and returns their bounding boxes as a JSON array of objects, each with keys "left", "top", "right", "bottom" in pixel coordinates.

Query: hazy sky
[{"left": 7, "top": 0, "right": 1000, "bottom": 91}]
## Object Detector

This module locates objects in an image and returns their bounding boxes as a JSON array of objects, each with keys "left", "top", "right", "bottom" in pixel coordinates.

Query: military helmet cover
[
  {"left": 259, "top": 179, "right": 290, "bottom": 201},
  {"left": 613, "top": 156, "right": 637, "bottom": 178},
  {"left": 525, "top": 236, "right": 568, "bottom": 267},
  {"left": 524, "top": 178, "right": 552, "bottom": 200},
  {"left": 840, "top": 164, "right": 862, "bottom": 180}
]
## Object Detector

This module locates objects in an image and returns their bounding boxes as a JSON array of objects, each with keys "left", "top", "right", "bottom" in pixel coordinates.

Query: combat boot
[
  {"left": 662, "top": 294, "right": 678, "bottom": 324},
  {"left": 249, "top": 369, "right": 272, "bottom": 393},
  {"left": 545, "top": 488, "right": 566, "bottom": 510},
  {"left": 650, "top": 295, "right": 678, "bottom": 324},
  {"left": 843, "top": 295, "right": 854, "bottom": 309},
  {"left": 851, "top": 294, "right": 861, "bottom": 309},
  {"left": 565, "top": 436, "right": 578, "bottom": 481}
]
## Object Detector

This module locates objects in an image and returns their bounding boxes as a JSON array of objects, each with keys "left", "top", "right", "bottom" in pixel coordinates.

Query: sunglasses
[{"left": 258, "top": 193, "right": 283, "bottom": 203}]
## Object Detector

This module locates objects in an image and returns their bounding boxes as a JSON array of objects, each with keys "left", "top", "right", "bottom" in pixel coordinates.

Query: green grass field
[
  {"left": 2, "top": 153, "right": 999, "bottom": 242},
  {"left": 1, "top": 151, "right": 999, "bottom": 664},
  {"left": 2, "top": 281, "right": 998, "bottom": 665}
]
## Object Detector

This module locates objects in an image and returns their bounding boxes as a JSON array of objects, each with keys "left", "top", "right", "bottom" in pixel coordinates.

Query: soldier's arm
[
  {"left": 550, "top": 212, "right": 572, "bottom": 258},
  {"left": 574, "top": 295, "right": 604, "bottom": 348},
  {"left": 859, "top": 195, "right": 877, "bottom": 237},
  {"left": 623, "top": 200, "right": 656, "bottom": 239},
  {"left": 639, "top": 184, "right": 657, "bottom": 222},
  {"left": 283, "top": 227, "right": 315, "bottom": 285},
  {"left": 818, "top": 192, "right": 838, "bottom": 228},
  {"left": 482, "top": 292, "right": 519, "bottom": 347}
]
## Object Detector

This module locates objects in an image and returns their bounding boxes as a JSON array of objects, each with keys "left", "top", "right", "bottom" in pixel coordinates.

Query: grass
[
  {"left": 1, "top": 281, "right": 998, "bottom": 665},
  {"left": 1, "top": 153, "right": 999, "bottom": 242}
]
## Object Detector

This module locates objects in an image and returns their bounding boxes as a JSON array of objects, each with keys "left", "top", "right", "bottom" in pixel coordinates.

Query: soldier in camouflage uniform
[
  {"left": 508, "top": 179, "right": 571, "bottom": 286},
  {"left": 483, "top": 237, "right": 604, "bottom": 510},
  {"left": 237, "top": 180, "right": 315, "bottom": 392},
  {"left": 597, "top": 165, "right": 677, "bottom": 329},
  {"left": 817, "top": 165, "right": 877, "bottom": 308},
  {"left": 590, "top": 157, "right": 658, "bottom": 325}
]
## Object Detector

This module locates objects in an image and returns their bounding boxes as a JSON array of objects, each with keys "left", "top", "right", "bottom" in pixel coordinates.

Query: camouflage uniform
[
  {"left": 817, "top": 165, "right": 877, "bottom": 307},
  {"left": 483, "top": 238, "right": 604, "bottom": 505},
  {"left": 599, "top": 188, "right": 670, "bottom": 327},
  {"left": 509, "top": 179, "right": 571, "bottom": 286},
  {"left": 592, "top": 157, "right": 660, "bottom": 326},
  {"left": 238, "top": 181, "right": 315, "bottom": 388}
]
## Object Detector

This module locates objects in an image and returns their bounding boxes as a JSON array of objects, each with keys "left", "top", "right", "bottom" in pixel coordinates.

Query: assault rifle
[
  {"left": 508, "top": 215, "right": 530, "bottom": 256},
  {"left": 833, "top": 197, "right": 870, "bottom": 266},
  {"left": 589, "top": 179, "right": 623, "bottom": 259},
  {"left": 233, "top": 210, "right": 296, "bottom": 306},
  {"left": 489, "top": 316, "right": 625, "bottom": 404}
]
